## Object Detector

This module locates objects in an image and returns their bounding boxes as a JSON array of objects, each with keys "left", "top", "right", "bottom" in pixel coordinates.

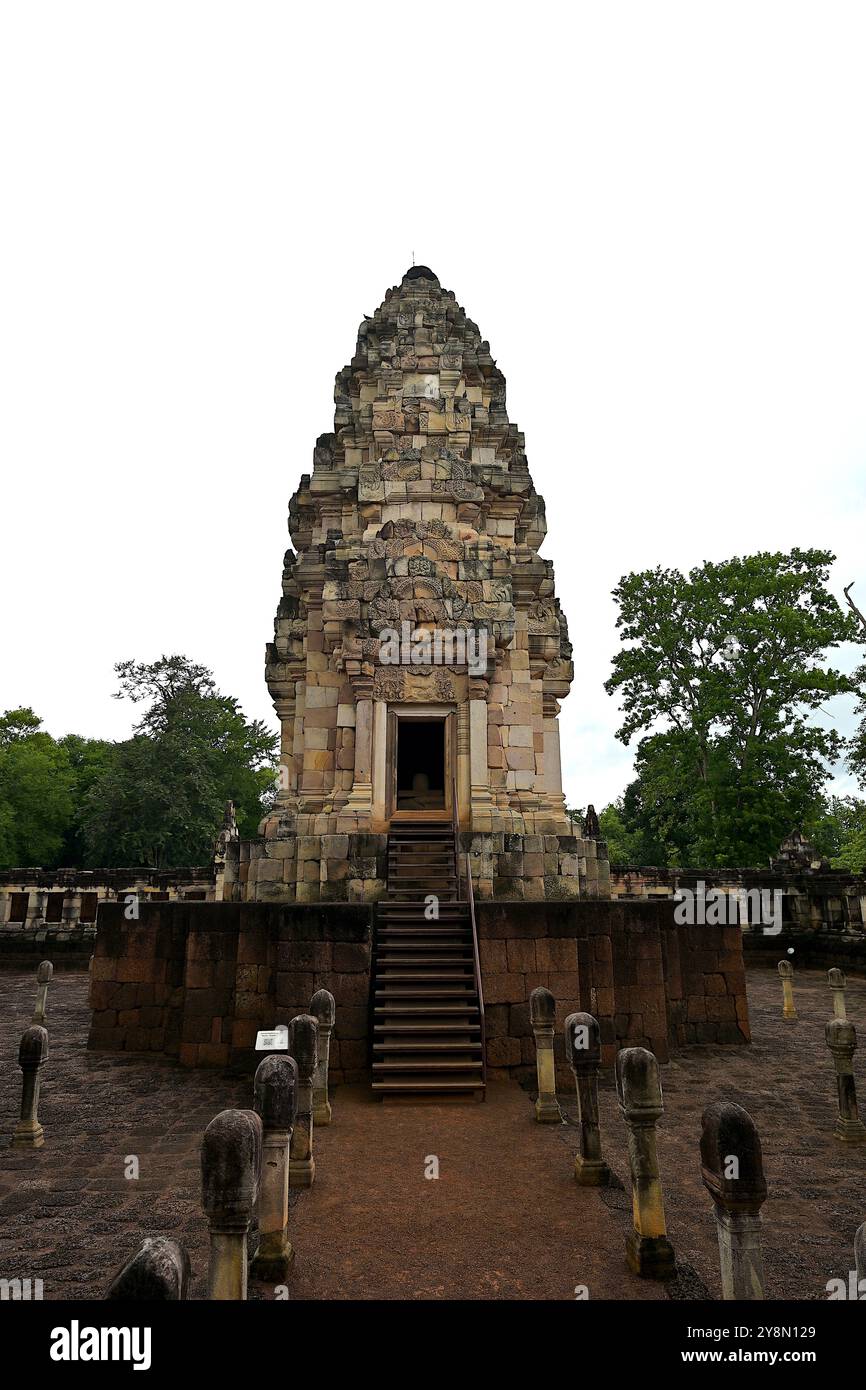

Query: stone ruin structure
[
  {"left": 239, "top": 265, "right": 609, "bottom": 905},
  {"left": 84, "top": 267, "right": 750, "bottom": 1080}
]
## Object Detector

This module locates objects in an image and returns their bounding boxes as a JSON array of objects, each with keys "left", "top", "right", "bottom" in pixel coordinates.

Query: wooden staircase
[{"left": 372, "top": 820, "right": 486, "bottom": 1102}]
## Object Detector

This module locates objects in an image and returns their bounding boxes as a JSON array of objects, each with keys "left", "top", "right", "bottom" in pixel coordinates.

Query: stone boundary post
[
  {"left": 13, "top": 1025, "right": 49, "bottom": 1149},
  {"left": 250, "top": 1054, "right": 298, "bottom": 1282},
  {"left": 310, "top": 989, "right": 336, "bottom": 1126},
  {"left": 700, "top": 1100, "right": 767, "bottom": 1299},
  {"left": 564, "top": 1011, "right": 610, "bottom": 1185},
  {"left": 529, "top": 986, "right": 559, "bottom": 1123},
  {"left": 32, "top": 960, "right": 53, "bottom": 1026},
  {"left": 828, "top": 968, "right": 847, "bottom": 1021},
  {"left": 825, "top": 1018, "right": 866, "bottom": 1142},
  {"left": 855, "top": 1222, "right": 866, "bottom": 1289},
  {"left": 616, "top": 1046, "right": 675, "bottom": 1278},
  {"left": 777, "top": 959, "right": 797, "bottom": 1020},
  {"left": 104, "top": 1237, "right": 191, "bottom": 1299},
  {"left": 288, "top": 1014, "right": 318, "bottom": 1187},
  {"left": 201, "top": 1108, "right": 262, "bottom": 1299}
]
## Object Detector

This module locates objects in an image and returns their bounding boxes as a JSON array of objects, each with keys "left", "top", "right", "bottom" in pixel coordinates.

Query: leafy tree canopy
[
  {"left": 604, "top": 549, "right": 857, "bottom": 866},
  {"left": 0, "top": 659, "right": 278, "bottom": 870},
  {"left": 808, "top": 794, "right": 866, "bottom": 874},
  {"left": 80, "top": 655, "right": 278, "bottom": 867},
  {"left": 0, "top": 709, "right": 76, "bottom": 867}
]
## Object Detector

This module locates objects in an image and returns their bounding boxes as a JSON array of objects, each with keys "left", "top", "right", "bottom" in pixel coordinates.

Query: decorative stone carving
[
  {"left": 529, "top": 987, "right": 559, "bottom": 1123},
  {"left": 564, "top": 1012, "right": 610, "bottom": 1185},
  {"left": 616, "top": 1046, "right": 676, "bottom": 1278},
  {"left": 200, "top": 1108, "right": 262, "bottom": 1300},
  {"left": 700, "top": 1101, "right": 767, "bottom": 1300},
  {"left": 257, "top": 265, "right": 593, "bottom": 899}
]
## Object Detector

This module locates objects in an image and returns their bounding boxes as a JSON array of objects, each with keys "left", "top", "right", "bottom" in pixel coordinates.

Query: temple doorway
[{"left": 387, "top": 709, "right": 453, "bottom": 820}]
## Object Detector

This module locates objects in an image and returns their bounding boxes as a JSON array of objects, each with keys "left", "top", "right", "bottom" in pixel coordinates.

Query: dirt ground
[{"left": 0, "top": 962, "right": 864, "bottom": 1300}]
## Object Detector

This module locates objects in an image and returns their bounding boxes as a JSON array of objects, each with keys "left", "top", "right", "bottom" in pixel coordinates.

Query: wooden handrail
[
  {"left": 452, "top": 767, "right": 486, "bottom": 1090},
  {"left": 451, "top": 766, "right": 460, "bottom": 900},
  {"left": 465, "top": 849, "right": 486, "bottom": 1088}
]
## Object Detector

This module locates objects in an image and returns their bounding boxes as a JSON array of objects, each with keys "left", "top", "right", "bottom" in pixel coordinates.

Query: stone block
[
  {"left": 506, "top": 938, "right": 536, "bottom": 972},
  {"left": 484, "top": 973, "right": 525, "bottom": 1004}
]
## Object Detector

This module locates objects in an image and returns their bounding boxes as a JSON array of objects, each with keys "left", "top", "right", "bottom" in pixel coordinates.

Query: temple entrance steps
[{"left": 372, "top": 821, "right": 485, "bottom": 1102}]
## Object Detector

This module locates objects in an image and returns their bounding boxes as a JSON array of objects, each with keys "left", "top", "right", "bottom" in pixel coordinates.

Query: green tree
[
  {"left": 599, "top": 776, "right": 681, "bottom": 865},
  {"left": 844, "top": 582, "right": 866, "bottom": 791},
  {"left": 57, "top": 734, "right": 115, "bottom": 865},
  {"left": 809, "top": 794, "right": 866, "bottom": 873},
  {"left": 80, "top": 656, "right": 278, "bottom": 867},
  {"left": 605, "top": 549, "right": 856, "bottom": 866},
  {"left": 0, "top": 709, "right": 75, "bottom": 867}
]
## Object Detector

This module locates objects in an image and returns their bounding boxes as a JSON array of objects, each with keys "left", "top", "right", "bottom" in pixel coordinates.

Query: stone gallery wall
[
  {"left": 0, "top": 864, "right": 220, "bottom": 955},
  {"left": 476, "top": 900, "right": 749, "bottom": 1081},
  {"left": 610, "top": 862, "right": 866, "bottom": 934},
  {"left": 87, "top": 902, "right": 374, "bottom": 1081},
  {"left": 88, "top": 898, "right": 749, "bottom": 1079}
]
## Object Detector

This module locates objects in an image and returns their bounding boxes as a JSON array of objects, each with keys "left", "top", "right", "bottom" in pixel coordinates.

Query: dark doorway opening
[{"left": 396, "top": 719, "right": 445, "bottom": 810}]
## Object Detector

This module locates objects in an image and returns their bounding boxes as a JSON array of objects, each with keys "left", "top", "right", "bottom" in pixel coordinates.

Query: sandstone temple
[
  {"left": 78, "top": 267, "right": 752, "bottom": 1097},
  {"left": 239, "top": 265, "right": 608, "bottom": 906}
]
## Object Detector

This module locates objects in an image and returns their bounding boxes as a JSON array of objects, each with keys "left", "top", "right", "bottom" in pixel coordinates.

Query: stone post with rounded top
[
  {"left": 564, "top": 1011, "right": 610, "bottom": 1185},
  {"left": 529, "top": 986, "right": 559, "bottom": 1123},
  {"left": 105, "top": 1237, "right": 191, "bottom": 1300},
  {"left": 250, "top": 1054, "right": 298, "bottom": 1281},
  {"left": 825, "top": 1018, "right": 866, "bottom": 1142},
  {"left": 12, "top": 1025, "right": 48, "bottom": 1149},
  {"left": 288, "top": 1013, "right": 318, "bottom": 1186},
  {"left": 828, "top": 967, "right": 847, "bottom": 1021},
  {"left": 777, "top": 959, "right": 797, "bottom": 1020},
  {"left": 616, "top": 1046, "right": 675, "bottom": 1278},
  {"left": 201, "top": 1108, "right": 262, "bottom": 1300},
  {"left": 310, "top": 988, "right": 336, "bottom": 1126},
  {"left": 32, "top": 960, "right": 53, "bottom": 1026},
  {"left": 700, "top": 1100, "right": 767, "bottom": 1299}
]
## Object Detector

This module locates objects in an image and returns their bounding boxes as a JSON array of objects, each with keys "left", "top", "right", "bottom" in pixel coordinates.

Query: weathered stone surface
[
  {"left": 700, "top": 1101, "right": 767, "bottom": 1299},
  {"left": 256, "top": 266, "right": 584, "bottom": 901},
  {"left": 104, "top": 1236, "right": 191, "bottom": 1300}
]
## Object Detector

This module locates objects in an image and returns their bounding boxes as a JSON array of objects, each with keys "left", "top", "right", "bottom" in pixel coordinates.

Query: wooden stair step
[
  {"left": 378, "top": 950, "right": 475, "bottom": 961},
  {"left": 373, "top": 1060, "right": 483, "bottom": 1072},
  {"left": 374, "top": 1041, "right": 482, "bottom": 1052},
  {"left": 378, "top": 988, "right": 475, "bottom": 997},
  {"left": 376, "top": 971, "right": 470, "bottom": 980},
  {"left": 373, "top": 1022, "right": 480, "bottom": 1033},
  {"left": 371, "top": 1077, "right": 484, "bottom": 1092},
  {"left": 374, "top": 1003, "right": 479, "bottom": 1014}
]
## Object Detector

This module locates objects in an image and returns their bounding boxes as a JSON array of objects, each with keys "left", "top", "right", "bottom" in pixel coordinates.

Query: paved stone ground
[
  {"left": 587, "top": 963, "right": 866, "bottom": 1301},
  {"left": 0, "top": 963, "right": 864, "bottom": 1300}
]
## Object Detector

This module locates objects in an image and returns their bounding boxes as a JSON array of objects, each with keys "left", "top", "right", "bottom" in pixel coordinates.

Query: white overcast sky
[{"left": 1, "top": 2, "right": 865, "bottom": 812}]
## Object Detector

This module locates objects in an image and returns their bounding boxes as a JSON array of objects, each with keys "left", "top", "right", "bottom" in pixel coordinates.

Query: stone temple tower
[{"left": 242, "top": 267, "right": 609, "bottom": 904}]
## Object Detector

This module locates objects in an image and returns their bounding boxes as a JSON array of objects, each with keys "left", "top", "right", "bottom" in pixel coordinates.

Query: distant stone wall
[
  {"left": 87, "top": 897, "right": 748, "bottom": 1080},
  {"left": 0, "top": 866, "right": 220, "bottom": 955},
  {"left": 610, "top": 864, "right": 866, "bottom": 934}
]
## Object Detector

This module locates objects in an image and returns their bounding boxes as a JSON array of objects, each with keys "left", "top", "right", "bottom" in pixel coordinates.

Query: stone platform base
[
  {"left": 87, "top": 897, "right": 750, "bottom": 1077},
  {"left": 477, "top": 899, "right": 749, "bottom": 1080},
  {"left": 239, "top": 831, "right": 609, "bottom": 903}
]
